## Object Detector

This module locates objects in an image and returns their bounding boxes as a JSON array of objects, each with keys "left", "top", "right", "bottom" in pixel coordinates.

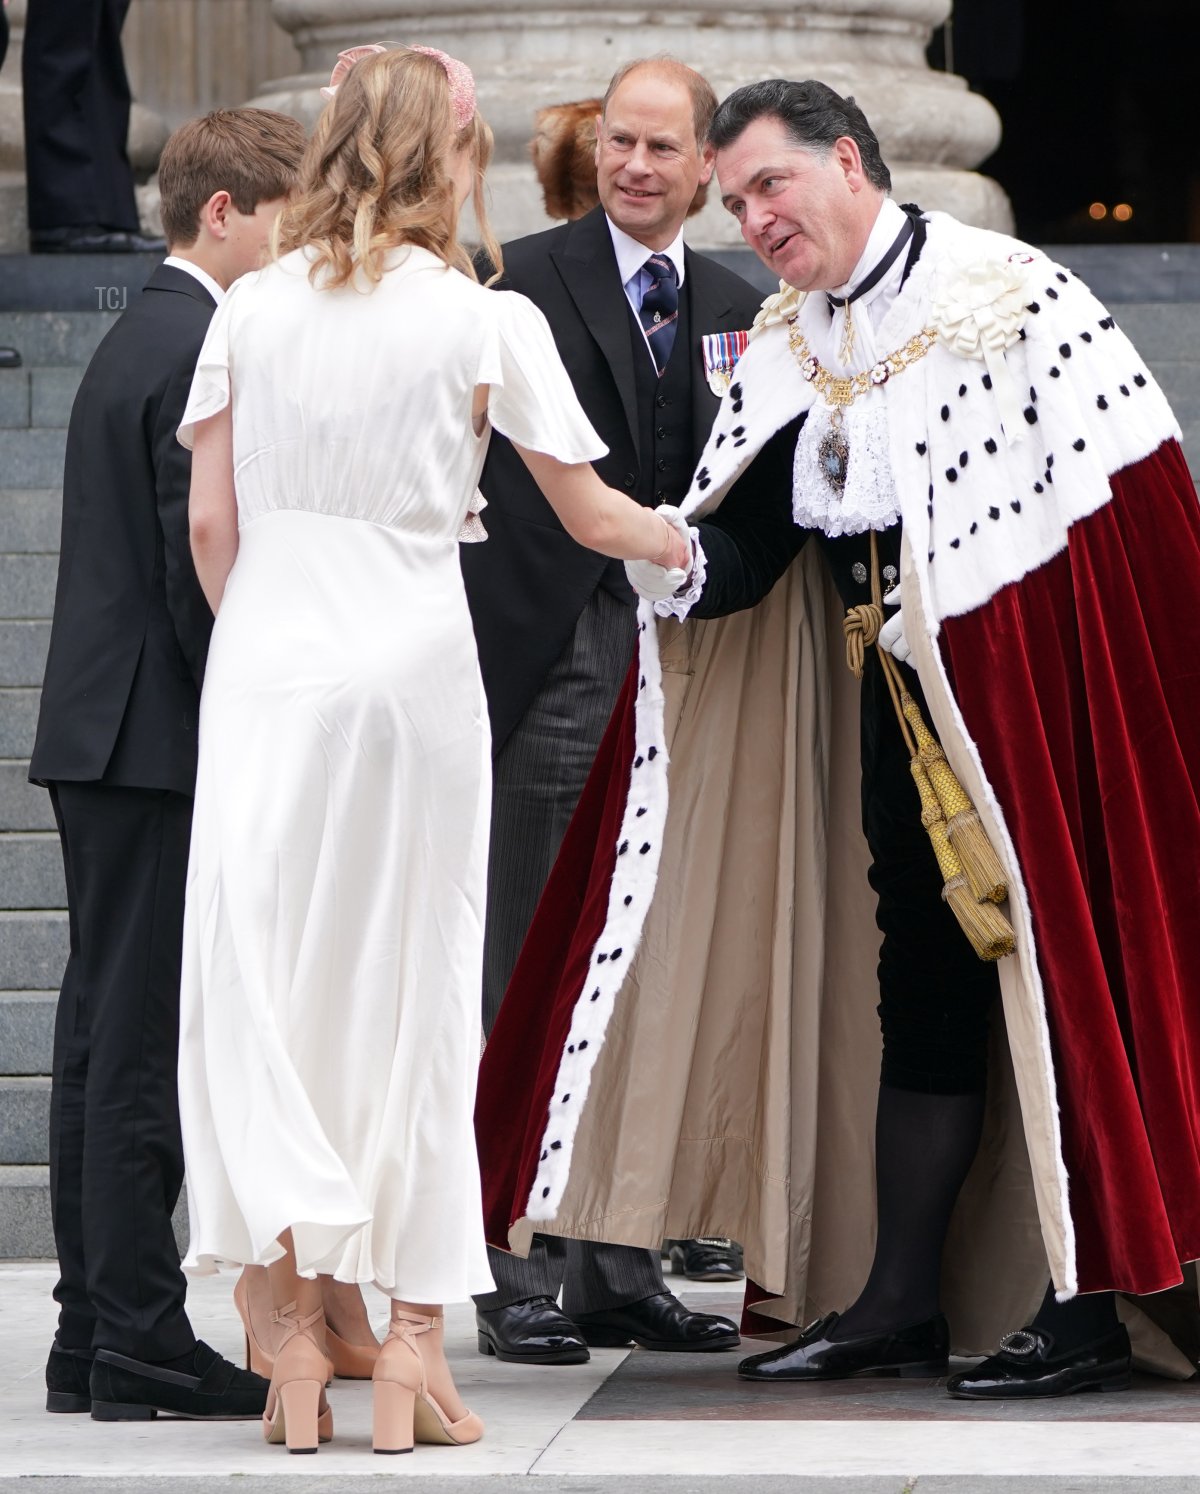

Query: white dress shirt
[
  {"left": 163, "top": 254, "right": 226, "bottom": 306},
  {"left": 822, "top": 196, "right": 911, "bottom": 376}
]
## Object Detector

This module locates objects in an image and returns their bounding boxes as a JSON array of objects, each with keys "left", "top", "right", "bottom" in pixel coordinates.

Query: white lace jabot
[
  {"left": 791, "top": 400, "right": 900, "bottom": 537},
  {"left": 790, "top": 197, "right": 912, "bottom": 537}
]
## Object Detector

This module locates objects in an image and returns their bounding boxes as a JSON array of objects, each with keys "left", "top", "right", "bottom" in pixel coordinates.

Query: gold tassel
[
  {"left": 943, "top": 876, "right": 1017, "bottom": 962},
  {"left": 847, "top": 531, "right": 1017, "bottom": 964},
  {"left": 902, "top": 692, "right": 1009, "bottom": 905},
  {"left": 911, "top": 763, "right": 1015, "bottom": 962}
]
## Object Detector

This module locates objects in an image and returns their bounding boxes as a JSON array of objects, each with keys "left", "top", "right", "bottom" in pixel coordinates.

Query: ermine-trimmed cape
[{"left": 475, "top": 213, "right": 1200, "bottom": 1369}]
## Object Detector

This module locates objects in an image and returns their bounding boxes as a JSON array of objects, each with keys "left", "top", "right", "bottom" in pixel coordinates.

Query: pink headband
[{"left": 320, "top": 42, "right": 476, "bottom": 131}]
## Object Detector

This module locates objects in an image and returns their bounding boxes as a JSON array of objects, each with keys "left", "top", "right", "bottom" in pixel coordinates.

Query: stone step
[
  {"left": 0, "top": 911, "right": 68, "bottom": 990},
  {"left": 0, "top": 690, "right": 41, "bottom": 757},
  {"left": 0, "top": 992, "right": 57, "bottom": 1077},
  {"left": 0, "top": 311, "right": 116, "bottom": 368},
  {"left": 0, "top": 553, "right": 58, "bottom": 619},
  {"left": 0, "top": 1076, "right": 50, "bottom": 1164},
  {"left": 0, "top": 1165, "right": 51, "bottom": 1258},
  {"left": 0, "top": 490, "right": 62, "bottom": 554},
  {"left": 0, "top": 427, "right": 66, "bottom": 489},
  {"left": 0, "top": 620, "right": 50, "bottom": 686},
  {"left": 0, "top": 833, "right": 65, "bottom": 910},
  {"left": 0, "top": 251, "right": 164, "bottom": 314},
  {"left": 0, "top": 1165, "right": 189, "bottom": 1260},
  {"left": 0, "top": 368, "right": 29, "bottom": 429},
  {"left": 0, "top": 761, "right": 54, "bottom": 831},
  {"left": 0, "top": 174, "right": 28, "bottom": 259},
  {"left": 0, "top": 367, "right": 82, "bottom": 430}
]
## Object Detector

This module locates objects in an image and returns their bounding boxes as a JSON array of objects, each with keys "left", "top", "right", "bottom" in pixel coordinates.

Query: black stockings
[
  {"left": 1030, "top": 1278, "right": 1119, "bottom": 1350},
  {"left": 831, "top": 1083, "right": 986, "bottom": 1340}
]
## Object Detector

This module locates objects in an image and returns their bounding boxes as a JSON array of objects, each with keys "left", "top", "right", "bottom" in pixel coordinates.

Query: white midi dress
[{"left": 175, "top": 245, "right": 606, "bottom": 1302}]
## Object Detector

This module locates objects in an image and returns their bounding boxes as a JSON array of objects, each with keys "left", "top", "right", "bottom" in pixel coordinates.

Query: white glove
[
  {"left": 624, "top": 505, "right": 693, "bottom": 602},
  {"left": 878, "top": 585, "right": 912, "bottom": 664}
]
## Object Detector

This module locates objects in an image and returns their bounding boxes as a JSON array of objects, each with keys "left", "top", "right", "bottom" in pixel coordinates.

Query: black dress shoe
[
  {"left": 89, "top": 1340, "right": 269, "bottom": 1420},
  {"left": 668, "top": 1238, "right": 745, "bottom": 1282},
  {"left": 476, "top": 1296, "right": 590, "bottom": 1364},
  {"left": 0, "top": 346, "right": 21, "bottom": 370},
  {"left": 45, "top": 1343, "right": 95, "bottom": 1413},
  {"left": 31, "top": 226, "right": 167, "bottom": 255},
  {"left": 738, "top": 1310, "right": 949, "bottom": 1381},
  {"left": 573, "top": 1291, "right": 740, "bottom": 1352},
  {"left": 946, "top": 1324, "right": 1132, "bottom": 1399}
]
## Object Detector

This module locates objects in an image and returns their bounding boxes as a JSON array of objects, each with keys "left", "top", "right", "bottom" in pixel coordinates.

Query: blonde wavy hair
[{"left": 274, "top": 47, "right": 502, "bottom": 288}]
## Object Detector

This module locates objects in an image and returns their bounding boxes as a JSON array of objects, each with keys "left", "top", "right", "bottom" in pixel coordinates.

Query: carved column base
[{"left": 251, "top": 0, "right": 1012, "bottom": 246}]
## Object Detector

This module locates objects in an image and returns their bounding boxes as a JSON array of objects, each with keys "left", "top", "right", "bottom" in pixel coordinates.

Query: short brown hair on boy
[{"left": 157, "top": 108, "right": 306, "bottom": 248}]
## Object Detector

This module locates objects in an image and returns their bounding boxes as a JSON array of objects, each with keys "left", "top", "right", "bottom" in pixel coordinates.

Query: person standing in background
[
  {"left": 22, "top": 0, "right": 166, "bottom": 252},
  {"left": 1, "top": 0, "right": 22, "bottom": 365}
]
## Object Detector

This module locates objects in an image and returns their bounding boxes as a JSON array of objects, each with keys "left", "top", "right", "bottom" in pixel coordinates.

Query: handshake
[{"left": 626, "top": 504, "right": 694, "bottom": 602}]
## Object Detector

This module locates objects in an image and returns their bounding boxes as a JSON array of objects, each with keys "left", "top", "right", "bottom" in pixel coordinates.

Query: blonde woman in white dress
[{"left": 176, "top": 45, "right": 691, "bottom": 1457}]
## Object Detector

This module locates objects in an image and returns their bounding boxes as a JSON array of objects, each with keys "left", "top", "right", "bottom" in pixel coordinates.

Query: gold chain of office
[{"left": 786, "top": 317, "right": 940, "bottom": 409}]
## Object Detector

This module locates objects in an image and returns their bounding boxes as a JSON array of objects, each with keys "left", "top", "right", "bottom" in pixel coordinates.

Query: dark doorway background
[{"left": 931, "top": 0, "right": 1200, "bottom": 242}]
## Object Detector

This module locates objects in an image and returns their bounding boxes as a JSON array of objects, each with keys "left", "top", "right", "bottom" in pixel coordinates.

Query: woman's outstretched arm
[{"left": 514, "top": 443, "right": 690, "bottom": 569}]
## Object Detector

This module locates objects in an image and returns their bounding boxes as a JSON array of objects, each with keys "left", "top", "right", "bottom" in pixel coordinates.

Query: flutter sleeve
[
  {"left": 479, "top": 291, "right": 608, "bottom": 464},
  {"left": 177, "top": 282, "right": 240, "bottom": 450}
]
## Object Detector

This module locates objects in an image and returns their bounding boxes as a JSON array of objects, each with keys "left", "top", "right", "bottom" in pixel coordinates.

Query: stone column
[{"left": 251, "top": 0, "right": 1011, "bottom": 244}]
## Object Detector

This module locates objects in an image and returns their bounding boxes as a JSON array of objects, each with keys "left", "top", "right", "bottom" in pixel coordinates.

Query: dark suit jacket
[
  {"left": 461, "top": 205, "right": 774, "bottom": 754},
  {"left": 30, "top": 263, "right": 216, "bottom": 797}
]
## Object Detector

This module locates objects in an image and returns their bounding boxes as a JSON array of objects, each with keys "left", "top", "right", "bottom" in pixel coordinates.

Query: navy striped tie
[{"left": 639, "top": 254, "right": 679, "bottom": 375}]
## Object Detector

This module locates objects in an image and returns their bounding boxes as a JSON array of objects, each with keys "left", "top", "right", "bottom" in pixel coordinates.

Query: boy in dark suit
[{"left": 30, "top": 107, "right": 305, "bottom": 1422}]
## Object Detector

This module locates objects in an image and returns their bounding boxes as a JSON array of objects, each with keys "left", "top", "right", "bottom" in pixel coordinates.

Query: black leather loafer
[
  {"left": 45, "top": 1343, "right": 95, "bottom": 1412},
  {"left": 573, "top": 1291, "right": 740, "bottom": 1352},
  {"left": 30, "top": 226, "right": 167, "bottom": 255},
  {"left": 946, "top": 1324, "right": 1132, "bottom": 1399},
  {"left": 668, "top": 1238, "right": 745, "bottom": 1282},
  {"left": 738, "top": 1310, "right": 949, "bottom": 1381},
  {"left": 89, "top": 1340, "right": 269, "bottom": 1420},
  {"left": 476, "top": 1296, "right": 590, "bottom": 1364}
]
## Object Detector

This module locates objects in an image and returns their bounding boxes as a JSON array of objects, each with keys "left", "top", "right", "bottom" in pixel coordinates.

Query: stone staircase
[{"left": 1, "top": 248, "right": 1199, "bottom": 1260}]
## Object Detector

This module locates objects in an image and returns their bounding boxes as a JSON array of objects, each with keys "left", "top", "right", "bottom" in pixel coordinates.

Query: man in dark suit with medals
[
  {"left": 463, "top": 57, "right": 793, "bottom": 1364},
  {"left": 30, "top": 108, "right": 303, "bottom": 1421}
]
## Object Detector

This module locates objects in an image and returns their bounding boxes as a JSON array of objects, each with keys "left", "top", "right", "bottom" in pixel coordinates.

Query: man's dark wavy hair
[{"left": 708, "top": 79, "right": 892, "bottom": 193}]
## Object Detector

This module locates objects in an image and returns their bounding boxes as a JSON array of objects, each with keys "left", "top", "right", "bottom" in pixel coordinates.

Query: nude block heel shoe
[
  {"left": 372, "top": 1314, "right": 482, "bottom": 1453},
  {"left": 372, "top": 1378, "right": 416, "bottom": 1455},
  {"left": 326, "top": 1325, "right": 380, "bottom": 1380},
  {"left": 261, "top": 1303, "right": 334, "bottom": 1454},
  {"left": 233, "top": 1267, "right": 275, "bottom": 1378}
]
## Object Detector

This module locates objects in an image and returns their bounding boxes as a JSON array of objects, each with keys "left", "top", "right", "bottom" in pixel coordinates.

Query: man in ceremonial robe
[{"left": 475, "top": 80, "right": 1200, "bottom": 1398}]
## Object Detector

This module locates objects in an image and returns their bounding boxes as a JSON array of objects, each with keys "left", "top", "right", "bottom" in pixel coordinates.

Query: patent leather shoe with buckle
[
  {"left": 946, "top": 1324, "right": 1132, "bottom": 1399},
  {"left": 573, "top": 1291, "right": 740, "bottom": 1352},
  {"left": 476, "top": 1296, "right": 590, "bottom": 1364},
  {"left": 738, "top": 1310, "right": 949, "bottom": 1381},
  {"left": 667, "top": 1238, "right": 745, "bottom": 1282}
]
